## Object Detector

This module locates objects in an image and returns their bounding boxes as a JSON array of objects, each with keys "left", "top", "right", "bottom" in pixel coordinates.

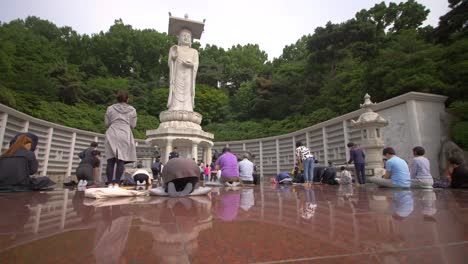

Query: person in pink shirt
[
  {"left": 215, "top": 147, "right": 240, "bottom": 186},
  {"left": 204, "top": 165, "right": 210, "bottom": 182}
]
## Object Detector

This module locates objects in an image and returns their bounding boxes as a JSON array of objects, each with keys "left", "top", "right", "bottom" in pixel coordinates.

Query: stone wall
[
  {"left": 0, "top": 105, "right": 155, "bottom": 183},
  {"left": 0, "top": 92, "right": 448, "bottom": 181},
  {"left": 213, "top": 92, "right": 448, "bottom": 179}
]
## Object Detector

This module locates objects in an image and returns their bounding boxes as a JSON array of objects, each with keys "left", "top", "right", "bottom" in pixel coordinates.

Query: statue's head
[{"left": 178, "top": 29, "right": 192, "bottom": 46}]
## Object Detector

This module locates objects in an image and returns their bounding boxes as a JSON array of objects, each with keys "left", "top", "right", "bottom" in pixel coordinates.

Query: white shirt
[
  {"left": 131, "top": 169, "right": 153, "bottom": 179},
  {"left": 238, "top": 158, "right": 254, "bottom": 181}
]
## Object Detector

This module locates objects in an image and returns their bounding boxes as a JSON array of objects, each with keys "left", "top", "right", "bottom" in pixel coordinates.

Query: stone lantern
[{"left": 351, "top": 94, "right": 388, "bottom": 177}]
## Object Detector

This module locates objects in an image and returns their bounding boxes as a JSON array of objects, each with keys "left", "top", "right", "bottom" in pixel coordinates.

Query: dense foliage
[{"left": 0, "top": 1, "right": 466, "bottom": 146}]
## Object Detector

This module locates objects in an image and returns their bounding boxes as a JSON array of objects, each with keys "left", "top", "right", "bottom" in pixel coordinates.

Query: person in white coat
[{"left": 104, "top": 90, "right": 137, "bottom": 188}]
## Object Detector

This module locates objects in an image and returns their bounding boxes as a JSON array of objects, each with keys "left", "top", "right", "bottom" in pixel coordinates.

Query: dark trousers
[
  {"left": 106, "top": 158, "right": 125, "bottom": 184},
  {"left": 355, "top": 163, "right": 366, "bottom": 184},
  {"left": 165, "top": 177, "right": 199, "bottom": 193}
]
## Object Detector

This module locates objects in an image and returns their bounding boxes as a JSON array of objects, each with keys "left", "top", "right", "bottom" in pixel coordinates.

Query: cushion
[{"left": 150, "top": 186, "right": 211, "bottom": 196}]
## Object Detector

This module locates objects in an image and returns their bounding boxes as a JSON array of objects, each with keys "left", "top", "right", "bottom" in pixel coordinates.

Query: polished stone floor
[{"left": 0, "top": 183, "right": 467, "bottom": 264}]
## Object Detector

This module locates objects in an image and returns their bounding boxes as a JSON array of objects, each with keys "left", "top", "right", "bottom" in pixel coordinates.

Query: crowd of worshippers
[{"left": 274, "top": 141, "right": 468, "bottom": 189}]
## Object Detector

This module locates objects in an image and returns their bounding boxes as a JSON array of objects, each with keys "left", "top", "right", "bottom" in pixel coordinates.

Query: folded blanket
[
  {"left": 85, "top": 187, "right": 148, "bottom": 199},
  {"left": 150, "top": 186, "right": 212, "bottom": 196}
]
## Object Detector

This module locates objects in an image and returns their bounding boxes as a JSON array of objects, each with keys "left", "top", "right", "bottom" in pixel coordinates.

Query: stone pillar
[
  {"left": 42, "top": 127, "right": 54, "bottom": 176},
  {"left": 22, "top": 120, "right": 29, "bottom": 132},
  {"left": 192, "top": 142, "right": 198, "bottom": 160},
  {"left": 343, "top": 120, "right": 350, "bottom": 162},
  {"left": 292, "top": 136, "right": 296, "bottom": 165},
  {"left": 275, "top": 139, "right": 280, "bottom": 174},
  {"left": 164, "top": 139, "right": 173, "bottom": 164},
  {"left": 66, "top": 132, "right": 77, "bottom": 181},
  {"left": 205, "top": 146, "right": 212, "bottom": 166},
  {"left": 322, "top": 127, "right": 328, "bottom": 164},
  {"left": 259, "top": 141, "right": 263, "bottom": 179},
  {"left": 0, "top": 113, "right": 8, "bottom": 152}
]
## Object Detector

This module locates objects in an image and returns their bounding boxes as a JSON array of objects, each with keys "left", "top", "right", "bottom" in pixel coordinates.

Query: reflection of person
[
  {"left": 419, "top": 190, "right": 437, "bottom": 221},
  {"left": 104, "top": 90, "right": 137, "bottom": 188},
  {"left": 94, "top": 205, "right": 131, "bottom": 264},
  {"left": 240, "top": 188, "right": 254, "bottom": 211},
  {"left": 162, "top": 157, "right": 199, "bottom": 197},
  {"left": 167, "top": 29, "right": 199, "bottom": 112},
  {"left": 410, "top": 146, "right": 433, "bottom": 189},
  {"left": 217, "top": 190, "right": 241, "bottom": 221},
  {"left": 301, "top": 188, "right": 317, "bottom": 220},
  {"left": 370, "top": 147, "right": 410, "bottom": 188},
  {"left": 347, "top": 142, "right": 366, "bottom": 185},
  {"left": 391, "top": 190, "right": 414, "bottom": 220}
]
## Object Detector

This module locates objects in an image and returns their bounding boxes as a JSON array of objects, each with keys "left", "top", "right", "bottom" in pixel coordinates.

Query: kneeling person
[
  {"left": 162, "top": 157, "right": 199, "bottom": 197},
  {"left": 76, "top": 150, "right": 101, "bottom": 186},
  {"left": 132, "top": 165, "right": 152, "bottom": 186}
]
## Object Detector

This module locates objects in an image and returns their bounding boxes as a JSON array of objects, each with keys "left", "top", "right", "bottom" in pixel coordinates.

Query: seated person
[
  {"left": 0, "top": 135, "right": 55, "bottom": 190},
  {"left": 76, "top": 150, "right": 101, "bottom": 187},
  {"left": 369, "top": 147, "right": 410, "bottom": 188},
  {"left": 276, "top": 172, "right": 293, "bottom": 184},
  {"left": 132, "top": 164, "right": 152, "bottom": 185},
  {"left": 238, "top": 153, "right": 254, "bottom": 184},
  {"left": 9, "top": 132, "right": 39, "bottom": 152},
  {"left": 162, "top": 157, "right": 199, "bottom": 197},
  {"left": 410, "top": 146, "right": 433, "bottom": 189},
  {"left": 321, "top": 161, "right": 337, "bottom": 184},
  {"left": 215, "top": 147, "right": 240, "bottom": 186},
  {"left": 313, "top": 160, "right": 326, "bottom": 183},
  {"left": 448, "top": 157, "right": 468, "bottom": 188},
  {"left": 336, "top": 166, "right": 352, "bottom": 184}
]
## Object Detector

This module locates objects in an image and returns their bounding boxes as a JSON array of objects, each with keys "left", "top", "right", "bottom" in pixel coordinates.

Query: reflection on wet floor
[{"left": 0, "top": 183, "right": 467, "bottom": 263}]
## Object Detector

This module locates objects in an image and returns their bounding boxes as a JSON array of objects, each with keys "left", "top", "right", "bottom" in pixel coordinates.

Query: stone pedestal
[{"left": 146, "top": 110, "right": 214, "bottom": 164}]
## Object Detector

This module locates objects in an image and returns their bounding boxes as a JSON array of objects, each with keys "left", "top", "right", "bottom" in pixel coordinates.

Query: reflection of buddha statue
[{"left": 168, "top": 29, "right": 199, "bottom": 112}]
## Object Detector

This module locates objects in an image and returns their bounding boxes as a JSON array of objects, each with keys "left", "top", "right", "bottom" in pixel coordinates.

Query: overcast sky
[{"left": 0, "top": 0, "right": 449, "bottom": 60}]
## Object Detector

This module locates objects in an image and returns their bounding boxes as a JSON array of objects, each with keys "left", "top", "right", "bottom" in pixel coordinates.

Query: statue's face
[{"left": 178, "top": 30, "right": 192, "bottom": 46}]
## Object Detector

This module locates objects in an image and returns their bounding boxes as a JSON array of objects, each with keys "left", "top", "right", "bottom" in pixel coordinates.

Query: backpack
[{"left": 151, "top": 161, "right": 161, "bottom": 172}]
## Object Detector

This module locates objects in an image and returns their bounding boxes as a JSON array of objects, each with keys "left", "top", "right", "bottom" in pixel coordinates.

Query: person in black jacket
[
  {"left": 0, "top": 135, "right": 55, "bottom": 190},
  {"left": 448, "top": 157, "right": 468, "bottom": 188}
]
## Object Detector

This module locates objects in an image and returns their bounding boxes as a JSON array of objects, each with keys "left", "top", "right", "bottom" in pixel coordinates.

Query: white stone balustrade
[{"left": 0, "top": 92, "right": 448, "bottom": 181}]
